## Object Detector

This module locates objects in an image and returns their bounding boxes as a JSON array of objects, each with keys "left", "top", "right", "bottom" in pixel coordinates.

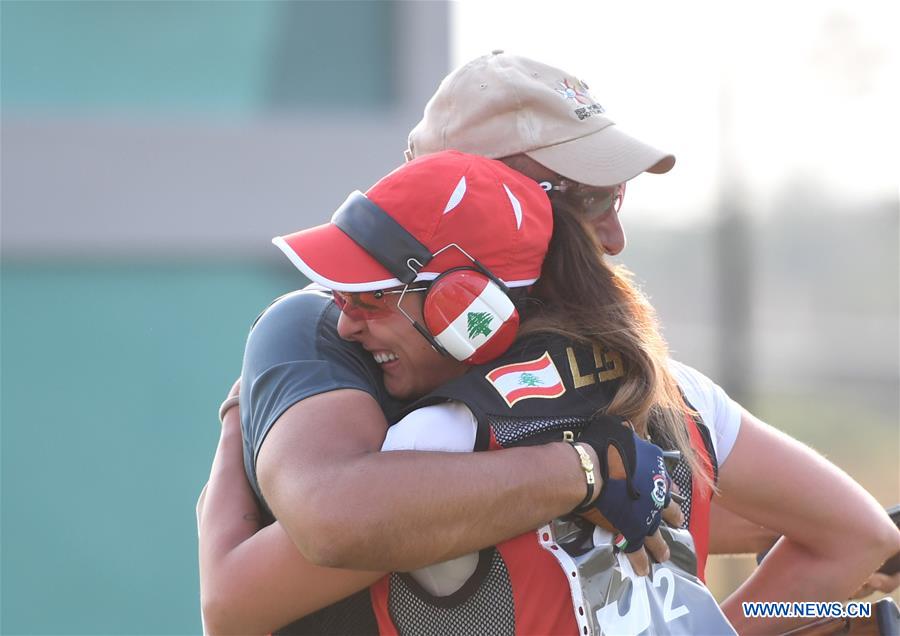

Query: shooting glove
[{"left": 575, "top": 414, "right": 672, "bottom": 553}]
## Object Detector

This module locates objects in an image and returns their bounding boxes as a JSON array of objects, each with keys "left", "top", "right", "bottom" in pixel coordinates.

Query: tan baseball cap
[{"left": 406, "top": 50, "right": 675, "bottom": 187}]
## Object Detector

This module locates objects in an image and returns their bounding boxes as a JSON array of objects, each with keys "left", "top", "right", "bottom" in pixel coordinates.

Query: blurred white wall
[{"left": 1, "top": 1, "right": 450, "bottom": 258}]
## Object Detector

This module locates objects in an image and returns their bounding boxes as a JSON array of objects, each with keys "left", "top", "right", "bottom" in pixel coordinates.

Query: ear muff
[{"left": 422, "top": 269, "right": 519, "bottom": 365}]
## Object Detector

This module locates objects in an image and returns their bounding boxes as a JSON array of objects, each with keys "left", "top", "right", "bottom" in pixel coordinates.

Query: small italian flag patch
[{"left": 485, "top": 351, "right": 566, "bottom": 407}]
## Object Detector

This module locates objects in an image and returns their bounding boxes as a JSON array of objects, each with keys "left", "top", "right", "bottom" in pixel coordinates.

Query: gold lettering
[
  {"left": 593, "top": 343, "right": 625, "bottom": 382},
  {"left": 567, "top": 346, "right": 596, "bottom": 389}
]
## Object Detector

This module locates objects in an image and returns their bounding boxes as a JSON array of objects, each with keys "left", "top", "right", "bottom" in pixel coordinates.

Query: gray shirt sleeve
[{"left": 239, "top": 289, "right": 388, "bottom": 509}]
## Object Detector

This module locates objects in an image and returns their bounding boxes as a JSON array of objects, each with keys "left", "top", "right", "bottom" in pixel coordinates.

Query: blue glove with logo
[{"left": 576, "top": 415, "right": 672, "bottom": 553}]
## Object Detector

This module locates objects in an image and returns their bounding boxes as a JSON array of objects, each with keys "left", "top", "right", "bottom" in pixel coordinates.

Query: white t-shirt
[
  {"left": 380, "top": 361, "right": 742, "bottom": 596},
  {"left": 667, "top": 360, "right": 743, "bottom": 465},
  {"left": 381, "top": 402, "right": 479, "bottom": 596}
]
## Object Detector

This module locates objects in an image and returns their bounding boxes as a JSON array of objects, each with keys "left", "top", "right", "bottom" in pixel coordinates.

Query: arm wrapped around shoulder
[{"left": 576, "top": 415, "right": 673, "bottom": 554}]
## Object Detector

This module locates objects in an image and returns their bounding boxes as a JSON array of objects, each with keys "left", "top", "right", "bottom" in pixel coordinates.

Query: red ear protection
[{"left": 422, "top": 269, "right": 519, "bottom": 365}]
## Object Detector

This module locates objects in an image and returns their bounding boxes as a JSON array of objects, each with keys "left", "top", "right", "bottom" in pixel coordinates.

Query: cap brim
[
  {"left": 525, "top": 125, "right": 675, "bottom": 187},
  {"left": 273, "top": 224, "right": 407, "bottom": 292}
]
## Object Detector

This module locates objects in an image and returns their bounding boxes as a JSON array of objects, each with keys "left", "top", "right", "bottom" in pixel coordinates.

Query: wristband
[
  {"left": 569, "top": 442, "right": 596, "bottom": 511},
  {"left": 218, "top": 395, "right": 240, "bottom": 425}
]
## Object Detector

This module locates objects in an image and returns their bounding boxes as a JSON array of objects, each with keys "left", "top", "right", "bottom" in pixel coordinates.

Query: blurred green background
[
  {"left": 1, "top": 263, "right": 297, "bottom": 632},
  {"left": 2, "top": 1, "right": 897, "bottom": 633},
  {"left": 3, "top": 2, "right": 405, "bottom": 632}
]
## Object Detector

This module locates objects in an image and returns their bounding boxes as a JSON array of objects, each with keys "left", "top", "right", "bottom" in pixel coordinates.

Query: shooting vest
[{"left": 370, "top": 334, "right": 717, "bottom": 636}]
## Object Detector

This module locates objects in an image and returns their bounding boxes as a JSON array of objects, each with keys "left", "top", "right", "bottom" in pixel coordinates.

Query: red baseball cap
[{"left": 273, "top": 150, "right": 553, "bottom": 291}]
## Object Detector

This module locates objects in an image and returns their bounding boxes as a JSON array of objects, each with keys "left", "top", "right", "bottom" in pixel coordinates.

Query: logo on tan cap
[
  {"left": 408, "top": 52, "right": 675, "bottom": 186},
  {"left": 555, "top": 77, "right": 607, "bottom": 122},
  {"left": 554, "top": 78, "right": 593, "bottom": 105}
]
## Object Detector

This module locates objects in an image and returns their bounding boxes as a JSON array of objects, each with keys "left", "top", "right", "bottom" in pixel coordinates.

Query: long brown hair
[{"left": 520, "top": 199, "right": 713, "bottom": 488}]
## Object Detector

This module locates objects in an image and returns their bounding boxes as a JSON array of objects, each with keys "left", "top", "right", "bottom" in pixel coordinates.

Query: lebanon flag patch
[{"left": 485, "top": 351, "right": 566, "bottom": 407}]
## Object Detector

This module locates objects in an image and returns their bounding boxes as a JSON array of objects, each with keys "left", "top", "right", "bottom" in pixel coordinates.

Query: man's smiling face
[{"left": 336, "top": 288, "right": 468, "bottom": 400}]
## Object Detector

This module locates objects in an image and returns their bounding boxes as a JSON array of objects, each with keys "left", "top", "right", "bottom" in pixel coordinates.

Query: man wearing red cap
[{"left": 199, "top": 147, "right": 693, "bottom": 634}]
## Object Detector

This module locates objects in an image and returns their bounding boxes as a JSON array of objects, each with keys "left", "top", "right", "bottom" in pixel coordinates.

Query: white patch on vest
[
  {"left": 503, "top": 183, "right": 523, "bottom": 229},
  {"left": 443, "top": 176, "right": 467, "bottom": 214},
  {"left": 434, "top": 282, "right": 514, "bottom": 361},
  {"left": 594, "top": 548, "right": 654, "bottom": 635}
]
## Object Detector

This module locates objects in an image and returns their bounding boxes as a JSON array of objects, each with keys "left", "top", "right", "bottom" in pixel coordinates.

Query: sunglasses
[
  {"left": 539, "top": 179, "right": 626, "bottom": 220},
  {"left": 332, "top": 286, "right": 428, "bottom": 321}
]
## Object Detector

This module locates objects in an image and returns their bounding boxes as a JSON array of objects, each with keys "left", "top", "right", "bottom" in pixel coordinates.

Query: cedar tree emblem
[
  {"left": 518, "top": 372, "right": 542, "bottom": 387},
  {"left": 467, "top": 311, "right": 494, "bottom": 339}
]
